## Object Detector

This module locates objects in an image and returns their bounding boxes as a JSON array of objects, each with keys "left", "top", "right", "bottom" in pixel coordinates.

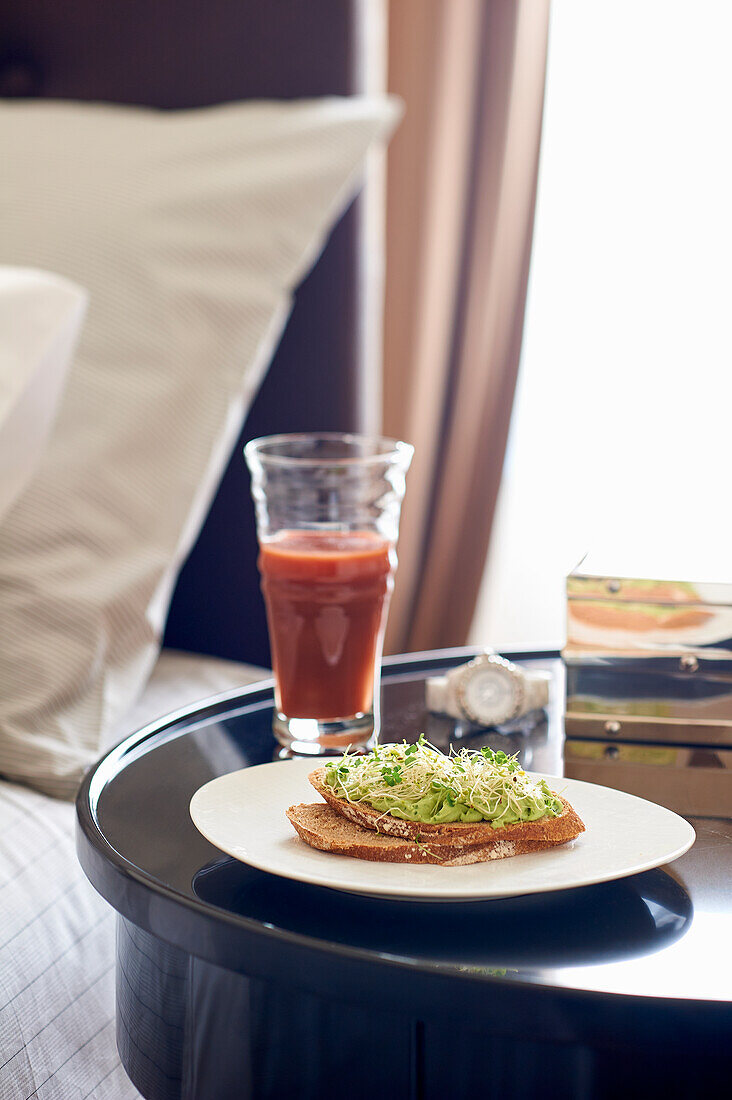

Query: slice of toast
[
  {"left": 308, "top": 768, "right": 585, "bottom": 847},
  {"left": 287, "top": 803, "right": 579, "bottom": 865}
]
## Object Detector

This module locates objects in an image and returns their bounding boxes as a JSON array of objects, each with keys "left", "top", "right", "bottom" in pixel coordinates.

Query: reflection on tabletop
[{"left": 194, "top": 857, "right": 692, "bottom": 988}]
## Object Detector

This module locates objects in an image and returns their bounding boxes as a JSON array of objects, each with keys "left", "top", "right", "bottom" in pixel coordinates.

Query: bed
[{"left": 0, "top": 3, "right": 385, "bottom": 1095}]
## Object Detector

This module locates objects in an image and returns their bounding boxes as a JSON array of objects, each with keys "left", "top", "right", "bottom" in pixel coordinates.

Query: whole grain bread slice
[
  {"left": 287, "top": 803, "right": 579, "bottom": 865},
  {"left": 308, "top": 767, "right": 585, "bottom": 847}
]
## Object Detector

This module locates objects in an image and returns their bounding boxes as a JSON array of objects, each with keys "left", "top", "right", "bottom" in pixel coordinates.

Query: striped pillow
[
  {"left": 0, "top": 269, "right": 86, "bottom": 523},
  {"left": 0, "top": 97, "right": 398, "bottom": 798}
]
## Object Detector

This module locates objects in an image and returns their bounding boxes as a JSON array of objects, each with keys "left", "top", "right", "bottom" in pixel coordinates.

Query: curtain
[{"left": 383, "top": 0, "right": 551, "bottom": 653}]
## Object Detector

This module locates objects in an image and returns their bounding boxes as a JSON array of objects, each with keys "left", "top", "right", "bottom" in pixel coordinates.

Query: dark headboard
[{"left": 0, "top": 0, "right": 374, "bottom": 667}]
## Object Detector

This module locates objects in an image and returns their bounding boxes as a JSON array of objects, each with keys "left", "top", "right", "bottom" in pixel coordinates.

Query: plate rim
[{"left": 189, "top": 759, "right": 696, "bottom": 902}]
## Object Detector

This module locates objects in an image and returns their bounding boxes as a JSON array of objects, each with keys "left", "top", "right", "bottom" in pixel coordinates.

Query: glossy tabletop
[{"left": 76, "top": 649, "right": 732, "bottom": 1052}]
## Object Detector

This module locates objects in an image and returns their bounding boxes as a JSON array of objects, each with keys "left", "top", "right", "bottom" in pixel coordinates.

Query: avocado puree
[{"left": 324, "top": 741, "right": 562, "bottom": 829}]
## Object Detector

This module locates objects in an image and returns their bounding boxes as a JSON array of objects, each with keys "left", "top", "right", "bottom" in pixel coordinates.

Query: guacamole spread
[{"left": 324, "top": 739, "right": 563, "bottom": 828}]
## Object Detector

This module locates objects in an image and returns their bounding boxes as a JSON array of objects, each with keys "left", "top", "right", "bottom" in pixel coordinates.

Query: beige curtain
[{"left": 383, "top": 0, "right": 550, "bottom": 653}]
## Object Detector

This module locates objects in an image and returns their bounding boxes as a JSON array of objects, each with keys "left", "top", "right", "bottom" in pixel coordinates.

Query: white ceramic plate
[{"left": 189, "top": 758, "right": 695, "bottom": 901}]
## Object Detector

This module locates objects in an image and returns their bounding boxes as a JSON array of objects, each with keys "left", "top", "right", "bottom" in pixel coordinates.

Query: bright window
[{"left": 470, "top": 0, "right": 732, "bottom": 650}]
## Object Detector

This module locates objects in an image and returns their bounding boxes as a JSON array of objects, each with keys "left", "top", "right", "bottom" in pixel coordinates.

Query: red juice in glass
[
  {"left": 245, "top": 433, "right": 412, "bottom": 753},
  {"left": 259, "top": 530, "right": 393, "bottom": 720}
]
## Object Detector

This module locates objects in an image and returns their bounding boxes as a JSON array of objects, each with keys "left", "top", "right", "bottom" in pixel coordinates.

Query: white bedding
[
  {"left": 0, "top": 650, "right": 265, "bottom": 1100},
  {"left": 0, "top": 780, "right": 135, "bottom": 1100}
]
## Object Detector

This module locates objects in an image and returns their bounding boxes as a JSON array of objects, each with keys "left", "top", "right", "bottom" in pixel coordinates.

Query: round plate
[{"left": 189, "top": 758, "right": 695, "bottom": 901}]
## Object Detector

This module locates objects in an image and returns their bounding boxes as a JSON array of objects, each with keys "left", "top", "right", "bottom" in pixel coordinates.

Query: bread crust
[
  {"left": 287, "top": 803, "right": 579, "bottom": 865},
  {"left": 308, "top": 768, "right": 585, "bottom": 847}
]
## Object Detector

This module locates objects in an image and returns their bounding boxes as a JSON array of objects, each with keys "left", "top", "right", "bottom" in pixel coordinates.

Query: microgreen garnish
[
  {"left": 381, "top": 764, "right": 403, "bottom": 787},
  {"left": 322, "top": 738, "right": 561, "bottom": 827}
]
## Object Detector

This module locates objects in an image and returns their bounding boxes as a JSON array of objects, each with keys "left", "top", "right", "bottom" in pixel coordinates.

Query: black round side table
[{"left": 76, "top": 649, "right": 732, "bottom": 1100}]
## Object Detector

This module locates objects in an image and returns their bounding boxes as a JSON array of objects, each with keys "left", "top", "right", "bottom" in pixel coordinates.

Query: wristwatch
[{"left": 426, "top": 652, "right": 550, "bottom": 727}]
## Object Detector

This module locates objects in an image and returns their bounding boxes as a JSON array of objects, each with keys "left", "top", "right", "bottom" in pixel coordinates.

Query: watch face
[{"left": 458, "top": 661, "right": 522, "bottom": 725}]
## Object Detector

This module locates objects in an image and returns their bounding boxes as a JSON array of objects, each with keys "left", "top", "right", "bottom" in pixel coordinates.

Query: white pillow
[
  {"left": 0, "top": 268, "right": 86, "bottom": 521},
  {"left": 0, "top": 97, "right": 399, "bottom": 798}
]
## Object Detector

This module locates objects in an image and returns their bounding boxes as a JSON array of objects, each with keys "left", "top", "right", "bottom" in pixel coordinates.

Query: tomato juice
[{"left": 258, "top": 530, "right": 394, "bottom": 720}]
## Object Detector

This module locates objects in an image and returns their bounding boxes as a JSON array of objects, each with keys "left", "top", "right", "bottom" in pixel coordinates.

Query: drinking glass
[{"left": 245, "top": 433, "right": 413, "bottom": 754}]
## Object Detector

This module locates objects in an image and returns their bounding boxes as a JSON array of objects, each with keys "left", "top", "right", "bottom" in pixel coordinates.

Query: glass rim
[{"left": 244, "top": 432, "right": 413, "bottom": 468}]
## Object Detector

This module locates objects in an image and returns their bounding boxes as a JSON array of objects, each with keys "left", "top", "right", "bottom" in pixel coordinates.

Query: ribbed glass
[
  {"left": 245, "top": 433, "right": 412, "bottom": 542},
  {"left": 244, "top": 433, "right": 413, "bottom": 754}
]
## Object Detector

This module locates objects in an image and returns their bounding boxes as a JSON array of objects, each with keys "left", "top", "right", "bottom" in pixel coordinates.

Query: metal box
[{"left": 563, "top": 555, "right": 732, "bottom": 817}]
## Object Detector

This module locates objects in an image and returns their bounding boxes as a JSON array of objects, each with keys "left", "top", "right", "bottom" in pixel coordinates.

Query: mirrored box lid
[
  {"left": 562, "top": 554, "right": 732, "bottom": 815},
  {"left": 563, "top": 552, "right": 732, "bottom": 747}
]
